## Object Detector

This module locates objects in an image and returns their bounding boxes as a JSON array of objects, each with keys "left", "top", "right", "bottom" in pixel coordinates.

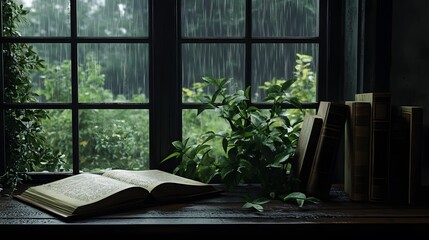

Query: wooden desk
[{"left": 1, "top": 186, "right": 429, "bottom": 237}]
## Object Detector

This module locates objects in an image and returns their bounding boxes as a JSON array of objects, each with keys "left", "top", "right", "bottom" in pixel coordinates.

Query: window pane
[
  {"left": 78, "top": 0, "right": 148, "bottom": 37},
  {"left": 79, "top": 109, "right": 149, "bottom": 172},
  {"left": 5, "top": 109, "right": 73, "bottom": 173},
  {"left": 182, "top": 44, "right": 244, "bottom": 102},
  {"left": 252, "top": 0, "right": 319, "bottom": 37},
  {"left": 182, "top": 109, "right": 229, "bottom": 158},
  {"left": 33, "top": 44, "right": 72, "bottom": 103},
  {"left": 14, "top": 0, "right": 70, "bottom": 37},
  {"left": 3, "top": 43, "right": 71, "bottom": 103},
  {"left": 38, "top": 109, "right": 73, "bottom": 172},
  {"left": 182, "top": 0, "right": 245, "bottom": 37},
  {"left": 78, "top": 44, "right": 149, "bottom": 103},
  {"left": 252, "top": 43, "right": 318, "bottom": 103}
]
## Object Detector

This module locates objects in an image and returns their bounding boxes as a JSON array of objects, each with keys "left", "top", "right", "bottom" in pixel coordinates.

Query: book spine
[
  {"left": 355, "top": 93, "right": 391, "bottom": 202},
  {"left": 306, "top": 102, "right": 348, "bottom": 199},
  {"left": 291, "top": 114, "right": 323, "bottom": 192},
  {"left": 344, "top": 101, "right": 371, "bottom": 201},
  {"left": 401, "top": 106, "right": 423, "bottom": 205}
]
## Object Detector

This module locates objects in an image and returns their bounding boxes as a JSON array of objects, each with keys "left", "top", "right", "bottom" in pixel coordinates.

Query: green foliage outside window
[
  {"left": 35, "top": 56, "right": 150, "bottom": 172},
  {"left": 0, "top": 0, "right": 62, "bottom": 192}
]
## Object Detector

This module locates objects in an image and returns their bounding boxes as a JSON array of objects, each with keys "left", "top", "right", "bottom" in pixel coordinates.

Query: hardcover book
[
  {"left": 15, "top": 169, "right": 221, "bottom": 219},
  {"left": 344, "top": 101, "right": 371, "bottom": 201},
  {"left": 401, "top": 106, "right": 423, "bottom": 204},
  {"left": 389, "top": 106, "right": 423, "bottom": 204},
  {"left": 306, "top": 101, "right": 348, "bottom": 199},
  {"left": 355, "top": 92, "right": 391, "bottom": 202},
  {"left": 291, "top": 114, "right": 323, "bottom": 192}
]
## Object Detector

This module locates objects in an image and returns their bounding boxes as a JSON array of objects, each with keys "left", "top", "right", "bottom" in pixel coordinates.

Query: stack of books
[
  {"left": 291, "top": 101, "right": 348, "bottom": 200},
  {"left": 343, "top": 93, "right": 423, "bottom": 204},
  {"left": 291, "top": 95, "right": 423, "bottom": 204}
]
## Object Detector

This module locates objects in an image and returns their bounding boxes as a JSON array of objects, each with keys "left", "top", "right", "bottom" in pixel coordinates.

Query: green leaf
[
  {"left": 247, "top": 106, "right": 259, "bottom": 112},
  {"left": 195, "top": 144, "right": 211, "bottom": 154},
  {"left": 219, "top": 78, "right": 229, "bottom": 88},
  {"left": 242, "top": 196, "right": 270, "bottom": 212},
  {"left": 297, "top": 199, "right": 305, "bottom": 208},
  {"left": 201, "top": 132, "right": 216, "bottom": 144},
  {"left": 222, "top": 137, "right": 228, "bottom": 153},
  {"left": 282, "top": 192, "right": 306, "bottom": 201},
  {"left": 201, "top": 95, "right": 211, "bottom": 103},
  {"left": 202, "top": 76, "right": 216, "bottom": 84},
  {"left": 243, "top": 203, "right": 264, "bottom": 212},
  {"left": 211, "top": 88, "right": 222, "bottom": 103},
  {"left": 287, "top": 97, "right": 302, "bottom": 109},
  {"left": 281, "top": 79, "right": 297, "bottom": 92},
  {"left": 182, "top": 137, "right": 190, "bottom": 147},
  {"left": 244, "top": 86, "right": 251, "bottom": 99},
  {"left": 281, "top": 192, "right": 320, "bottom": 208},
  {"left": 274, "top": 152, "right": 290, "bottom": 164},
  {"left": 172, "top": 140, "right": 183, "bottom": 150},
  {"left": 197, "top": 103, "right": 216, "bottom": 115},
  {"left": 161, "top": 151, "right": 181, "bottom": 163}
]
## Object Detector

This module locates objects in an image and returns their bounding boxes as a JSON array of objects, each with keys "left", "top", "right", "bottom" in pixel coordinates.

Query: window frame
[
  {"left": 1, "top": 0, "right": 336, "bottom": 181},
  {"left": 156, "top": 0, "right": 329, "bottom": 172}
]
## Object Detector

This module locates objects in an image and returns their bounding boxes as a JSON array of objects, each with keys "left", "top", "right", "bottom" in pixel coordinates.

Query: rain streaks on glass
[
  {"left": 30, "top": 43, "right": 72, "bottom": 103},
  {"left": 182, "top": 44, "right": 245, "bottom": 102},
  {"left": 252, "top": 0, "right": 319, "bottom": 37},
  {"left": 182, "top": 0, "right": 245, "bottom": 37},
  {"left": 252, "top": 43, "right": 318, "bottom": 102},
  {"left": 77, "top": 0, "right": 148, "bottom": 37},
  {"left": 78, "top": 44, "right": 149, "bottom": 103},
  {"left": 14, "top": 0, "right": 71, "bottom": 37}
]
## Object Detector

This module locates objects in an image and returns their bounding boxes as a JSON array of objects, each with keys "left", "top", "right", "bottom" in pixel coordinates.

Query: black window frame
[{"left": 1, "top": 0, "right": 338, "bottom": 182}]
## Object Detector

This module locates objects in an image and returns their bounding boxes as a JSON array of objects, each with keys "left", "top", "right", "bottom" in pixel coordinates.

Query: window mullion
[
  {"left": 245, "top": 0, "right": 252, "bottom": 101},
  {"left": 320, "top": 0, "right": 336, "bottom": 102},
  {"left": 151, "top": 0, "right": 180, "bottom": 171},
  {"left": 70, "top": 0, "right": 79, "bottom": 174}
]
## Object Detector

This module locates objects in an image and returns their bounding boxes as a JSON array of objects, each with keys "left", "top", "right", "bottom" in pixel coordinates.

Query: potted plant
[{"left": 163, "top": 54, "right": 319, "bottom": 210}]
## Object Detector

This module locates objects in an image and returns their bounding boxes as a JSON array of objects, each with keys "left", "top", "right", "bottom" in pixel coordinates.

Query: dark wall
[{"left": 390, "top": 0, "right": 429, "bottom": 185}]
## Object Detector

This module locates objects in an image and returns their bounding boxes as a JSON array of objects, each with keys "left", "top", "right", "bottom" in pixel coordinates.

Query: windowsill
[{"left": 1, "top": 185, "right": 429, "bottom": 237}]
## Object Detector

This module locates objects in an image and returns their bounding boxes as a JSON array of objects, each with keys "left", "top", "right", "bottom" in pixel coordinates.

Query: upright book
[
  {"left": 344, "top": 101, "right": 371, "bottom": 201},
  {"left": 291, "top": 114, "right": 323, "bottom": 192},
  {"left": 355, "top": 92, "right": 391, "bottom": 202},
  {"left": 306, "top": 101, "right": 348, "bottom": 199},
  {"left": 401, "top": 106, "right": 423, "bottom": 204},
  {"left": 15, "top": 169, "right": 221, "bottom": 219}
]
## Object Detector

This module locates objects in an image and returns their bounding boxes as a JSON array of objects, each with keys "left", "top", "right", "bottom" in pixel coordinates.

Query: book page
[
  {"left": 102, "top": 169, "right": 208, "bottom": 193},
  {"left": 26, "top": 173, "right": 137, "bottom": 208}
]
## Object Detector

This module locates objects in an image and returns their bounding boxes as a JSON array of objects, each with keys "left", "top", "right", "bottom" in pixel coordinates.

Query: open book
[{"left": 14, "top": 170, "right": 221, "bottom": 219}]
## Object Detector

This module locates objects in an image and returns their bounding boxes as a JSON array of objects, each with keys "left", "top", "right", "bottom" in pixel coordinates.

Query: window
[{"left": 1, "top": 0, "right": 327, "bottom": 179}]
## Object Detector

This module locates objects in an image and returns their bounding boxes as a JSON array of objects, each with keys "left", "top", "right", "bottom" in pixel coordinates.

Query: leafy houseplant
[
  {"left": 164, "top": 54, "right": 319, "bottom": 208},
  {"left": 0, "top": 0, "right": 62, "bottom": 194}
]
